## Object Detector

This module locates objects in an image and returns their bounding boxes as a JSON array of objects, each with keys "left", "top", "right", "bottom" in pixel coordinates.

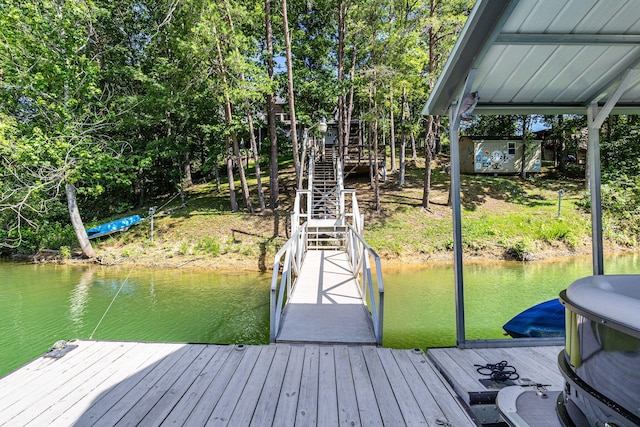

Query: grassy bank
[{"left": 86, "top": 159, "right": 635, "bottom": 271}]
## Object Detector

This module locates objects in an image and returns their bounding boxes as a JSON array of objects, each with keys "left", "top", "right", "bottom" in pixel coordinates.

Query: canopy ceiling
[{"left": 423, "top": 0, "right": 640, "bottom": 116}]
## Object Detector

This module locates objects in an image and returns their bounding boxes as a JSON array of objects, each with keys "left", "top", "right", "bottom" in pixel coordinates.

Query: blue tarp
[{"left": 86, "top": 215, "right": 142, "bottom": 239}]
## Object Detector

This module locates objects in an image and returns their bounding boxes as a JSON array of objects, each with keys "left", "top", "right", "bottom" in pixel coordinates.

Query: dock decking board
[
  {"left": 427, "top": 346, "right": 564, "bottom": 407},
  {"left": 0, "top": 340, "right": 475, "bottom": 426},
  {"left": 276, "top": 250, "right": 377, "bottom": 344}
]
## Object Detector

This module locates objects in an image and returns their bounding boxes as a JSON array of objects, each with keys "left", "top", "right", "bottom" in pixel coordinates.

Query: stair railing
[
  {"left": 344, "top": 223, "right": 384, "bottom": 344},
  {"left": 270, "top": 221, "right": 308, "bottom": 342}
]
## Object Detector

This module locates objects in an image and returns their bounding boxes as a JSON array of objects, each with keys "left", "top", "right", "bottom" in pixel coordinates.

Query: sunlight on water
[{"left": 1, "top": 252, "right": 639, "bottom": 376}]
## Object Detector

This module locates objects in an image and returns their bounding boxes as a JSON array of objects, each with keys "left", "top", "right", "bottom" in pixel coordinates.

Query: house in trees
[{"left": 460, "top": 136, "right": 542, "bottom": 175}]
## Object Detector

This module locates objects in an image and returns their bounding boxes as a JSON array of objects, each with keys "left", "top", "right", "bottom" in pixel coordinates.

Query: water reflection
[{"left": 68, "top": 269, "right": 94, "bottom": 331}]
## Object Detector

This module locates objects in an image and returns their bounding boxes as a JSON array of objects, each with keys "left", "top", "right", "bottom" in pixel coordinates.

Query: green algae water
[{"left": 2, "top": 252, "right": 639, "bottom": 376}]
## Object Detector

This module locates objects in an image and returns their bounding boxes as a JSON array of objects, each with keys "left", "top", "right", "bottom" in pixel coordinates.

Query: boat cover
[{"left": 503, "top": 299, "right": 565, "bottom": 338}]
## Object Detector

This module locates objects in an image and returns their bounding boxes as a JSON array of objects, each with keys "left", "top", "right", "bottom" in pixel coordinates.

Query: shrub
[
  {"left": 197, "top": 237, "right": 221, "bottom": 256},
  {"left": 59, "top": 246, "right": 71, "bottom": 260}
]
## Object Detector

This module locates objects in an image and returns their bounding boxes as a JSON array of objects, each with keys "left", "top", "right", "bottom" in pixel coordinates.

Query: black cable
[{"left": 474, "top": 360, "right": 519, "bottom": 382}]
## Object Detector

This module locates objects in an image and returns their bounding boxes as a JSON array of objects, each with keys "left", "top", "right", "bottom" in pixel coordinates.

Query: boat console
[{"left": 558, "top": 275, "right": 640, "bottom": 426}]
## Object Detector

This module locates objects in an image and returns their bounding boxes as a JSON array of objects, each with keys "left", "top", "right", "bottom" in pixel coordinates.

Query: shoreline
[{"left": 9, "top": 245, "right": 639, "bottom": 273}]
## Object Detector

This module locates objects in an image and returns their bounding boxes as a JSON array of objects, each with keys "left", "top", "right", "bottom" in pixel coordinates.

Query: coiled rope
[
  {"left": 89, "top": 267, "right": 135, "bottom": 339},
  {"left": 474, "top": 360, "right": 519, "bottom": 382}
]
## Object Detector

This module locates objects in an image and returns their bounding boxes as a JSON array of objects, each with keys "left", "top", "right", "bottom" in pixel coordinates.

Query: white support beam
[
  {"left": 590, "top": 69, "right": 639, "bottom": 129},
  {"left": 587, "top": 102, "right": 604, "bottom": 276},
  {"left": 450, "top": 70, "right": 476, "bottom": 347},
  {"left": 586, "top": 69, "right": 638, "bottom": 275}
]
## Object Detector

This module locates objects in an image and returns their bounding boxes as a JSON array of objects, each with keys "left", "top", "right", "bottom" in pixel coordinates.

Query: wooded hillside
[{"left": 2, "top": 0, "right": 640, "bottom": 256}]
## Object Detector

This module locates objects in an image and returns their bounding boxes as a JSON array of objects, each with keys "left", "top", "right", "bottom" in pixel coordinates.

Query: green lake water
[{"left": 2, "top": 252, "right": 639, "bottom": 377}]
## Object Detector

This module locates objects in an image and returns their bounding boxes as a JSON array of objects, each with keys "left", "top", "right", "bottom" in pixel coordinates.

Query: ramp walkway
[{"left": 270, "top": 148, "right": 383, "bottom": 345}]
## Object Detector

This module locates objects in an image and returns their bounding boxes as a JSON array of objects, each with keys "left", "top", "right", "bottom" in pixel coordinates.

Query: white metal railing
[
  {"left": 270, "top": 222, "right": 308, "bottom": 342},
  {"left": 292, "top": 190, "right": 311, "bottom": 233},
  {"left": 344, "top": 223, "right": 384, "bottom": 344},
  {"left": 270, "top": 143, "right": 383, "bottom": 344},
  {"left": 340, "top": 189, "right": 363, "bottom": 233}
]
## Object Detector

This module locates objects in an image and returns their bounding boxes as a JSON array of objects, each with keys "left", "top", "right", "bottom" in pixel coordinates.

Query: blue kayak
[
  {"left": 86, "top": 215, "right": 142, "bottom": 239},
  {"left": 503, "top": 298, "right": 565, "bottom": 338}
]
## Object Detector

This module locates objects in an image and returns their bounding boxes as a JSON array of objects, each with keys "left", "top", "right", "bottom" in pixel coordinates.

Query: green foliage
[
  {"left": 533, "top": 220, "right": 578, "bottom": 248},
  {"left": 197, "top": 237, "right": 221, "bottom": 256},
  {"left": 59, "top": 246, "right": 71, "bottom": 260},
  {"left": 178, "top": 241, "right": 191, "bottom": 256},
  {"left": 578, "top": 174, "right": 640, "bottom": 245}
]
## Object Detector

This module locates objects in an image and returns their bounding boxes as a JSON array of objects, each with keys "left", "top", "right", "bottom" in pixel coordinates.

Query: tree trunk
[
  {"left": 345, "top": 46, "right": 357, "bottom": 164},
  {"left": 225, "top": 137, "right": 239, "bottom": 212},
  {"left": 212, "top": 25, "right": 238, "bottom": 212},
  {"left": 411, "top": 132, "right": 418, "bottom": 162},
  {"left": 214, "top": 160, "right": 221, "bottom": 193},
  {"left": 65, "top": 183, "right": 96, "bottom": 258},
  {"left": 337, "top": 0, "right": 346, "bottom": 158},
  {"left": 389, "top": 88, "right": 396, "bottom": 172},
  {"left": 183, "top": 152, "right": 193, "bottom": 188},
  {"left": 282, "top": 0, "right": 301, "bottom": 187},
  {"left": 422, "top": 136, "right": 433, "bottom": 209},
  {"left": 247, "top": 106, "right": 266, "bottom": 213},
  {"left": 422, "top": 115, "right": 436, "bottom": 209},
  {"left": 373, "top": 91, "right": 381, "bottom": 212},
  {"left": 265, "top": 0, "right": 279, "bottom": 210},
  {"left": 232, "top": 128, "right": 253, "bottom": 213},
  {"left": 399, "top": 87, "right": 407, "bottom": 187}
]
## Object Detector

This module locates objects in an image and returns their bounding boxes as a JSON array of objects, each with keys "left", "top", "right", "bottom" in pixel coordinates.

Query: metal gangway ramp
[{"left": 270, "top": 149, "right": 384, "bottom": 345}]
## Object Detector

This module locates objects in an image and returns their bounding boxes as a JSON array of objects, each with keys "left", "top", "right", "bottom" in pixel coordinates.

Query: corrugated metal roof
[{"left": 423, "top": 0, "right": 640, "bottom": 116}]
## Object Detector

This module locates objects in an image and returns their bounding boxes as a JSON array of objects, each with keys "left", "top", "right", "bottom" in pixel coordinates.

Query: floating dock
[{"left": 0, "top": 340, "right": 475, "bottom": 426}]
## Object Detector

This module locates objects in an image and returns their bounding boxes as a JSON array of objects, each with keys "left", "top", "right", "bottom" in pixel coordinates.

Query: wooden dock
[
  {"left": 428, "top": 346, "right": 564, "bottom": 425},
  {"left": 276, "top": 250, "right": 377, "bottom": 344},
  {"left": 0, "top": 340, "right": 475, "bottom": 426}
]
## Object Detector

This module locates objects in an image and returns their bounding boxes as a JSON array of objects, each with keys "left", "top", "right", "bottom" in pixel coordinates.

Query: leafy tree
[{"left": 0, "top": 0, "right": 120, "bottom": 256}]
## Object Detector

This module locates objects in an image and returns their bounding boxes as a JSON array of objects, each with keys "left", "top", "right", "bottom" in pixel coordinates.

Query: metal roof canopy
[{"left": 422, "top": 0, "right": 640, "bottom": 349}]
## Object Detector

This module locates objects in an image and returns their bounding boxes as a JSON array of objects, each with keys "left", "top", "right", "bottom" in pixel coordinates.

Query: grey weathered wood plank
[
  {"left": 0, "top": 340, "right": 100, "bottom": 401},
  {"left": 0, "top": 340, "right": 112, "bottom": 411},
  {"left": 113, "top": 343, "right": 207, "bottom": 426},
  {"left": 0, "top": 341, "right": 518, "bottom": 426},
  {"left": 272, "top": 345, "right": 305, "bottom": 425},
  {"left": 92, "top": 344, "right": 196, "bottom": 425},
  {"left": 334, "top": 346, "right": 361, "bottom": 426},
  {"left": 159, "top": 345, "right": 235, "bottom": 426},
  {"left": 347, "top": 346, "right": 384, "bottom": 426},
  {"left": 294, "top": 344, "right": 319, "bottom": 427},
  {"left": 317, "top": 345, "right": 339, "bottom": 426},
  {"left": 205, "top": 345, "right": 263, "bottom": 426},
  {"left": 181, "top": 345, "right": 247, "bottom": 426},
  {"left": 249, "top": 344, "right": 291, "bottom": 427},
  {"left": 361, "top": 346, "right": 404, "bottom": 425},
  {"left": 427, "top": 348, "right": 485, "bottom": 404},
  {"left": 70, "top": 343, "right": 186, "bottom": 427},
  {"left": 3, "top": 341, "right": 152, "bottom": 426},
  {"left": 376, "top": 348, "right": 428, "bottom": 426},
  {"left": 474, "top": 347, "right": 563, "bottom": 388},
  {"left": 134, "top": 345, "right": 222, "bottom": 426},
  {"left": 409, "top": 350, "right": 476, "bottom": 426},
  {"left": 227, "top": 345, "right": 277, "bottom": 426},
  {"left": 37, "top": 342, "right": 166, "bottom": 426},
  {"left": 277, "top": 250, "right": 377, "bottom": 345},
  {"left": 391, "top": 349, "right": 450, "bottom": 426}
]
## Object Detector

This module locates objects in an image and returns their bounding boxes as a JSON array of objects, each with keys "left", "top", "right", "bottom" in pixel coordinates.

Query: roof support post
[
  {"left": 586, "top": 69, "right": 637, "bottom": 275},
  {"left": 450, "top": 69, "right": 476, "bottom": 348},
  {"left": 587, "top": 101, "right": 604, "bottom": 275}
]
